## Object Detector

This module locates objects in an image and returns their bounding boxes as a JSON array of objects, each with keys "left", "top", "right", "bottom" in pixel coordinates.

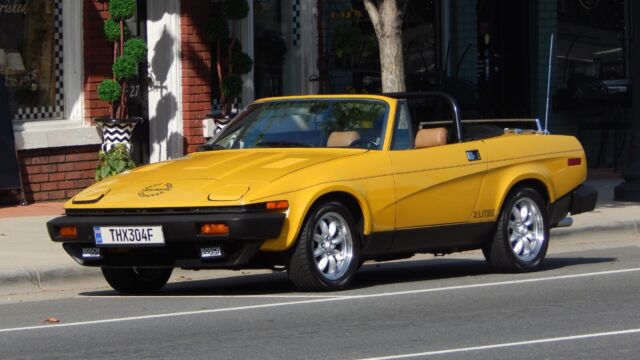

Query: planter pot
[
  {"left": 205, "top": 112, "right": 234, "bottom": 137},
  {"left": 95, "top": 117, "right": 142, "bottom": 153}
]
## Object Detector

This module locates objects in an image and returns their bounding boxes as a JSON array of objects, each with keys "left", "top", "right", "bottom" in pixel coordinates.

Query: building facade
[{"left": 1, "top": 0, "right": 636, "bottom": 203}]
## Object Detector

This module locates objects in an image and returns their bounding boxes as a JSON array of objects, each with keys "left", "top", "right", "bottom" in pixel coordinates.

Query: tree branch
[{"left": 363, "top": 0, "right": 382, "bottom": 38}]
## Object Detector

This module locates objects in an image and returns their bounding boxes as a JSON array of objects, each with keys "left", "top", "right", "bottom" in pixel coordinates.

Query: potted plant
[
  {"left": 208, "top": 0, "right": 253, "bottom": 118},
  {"left": 95, "top": 0, "right": 146, "bottom": 180}
]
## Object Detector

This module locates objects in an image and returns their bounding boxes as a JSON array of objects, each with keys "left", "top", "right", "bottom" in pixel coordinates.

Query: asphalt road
[{"left": 1, "top": 242, "right": 639, "bottom": 359}]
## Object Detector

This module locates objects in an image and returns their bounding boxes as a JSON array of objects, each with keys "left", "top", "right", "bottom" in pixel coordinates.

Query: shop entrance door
[{"left": 477, "top": 0, "right": 531, "bottom": 118}]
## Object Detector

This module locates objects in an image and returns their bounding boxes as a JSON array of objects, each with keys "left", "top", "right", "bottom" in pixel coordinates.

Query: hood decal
[{"left": 138, "top": 183, "right": 173, "bottom": 198}]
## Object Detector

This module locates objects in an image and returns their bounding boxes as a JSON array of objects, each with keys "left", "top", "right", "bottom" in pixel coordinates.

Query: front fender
[{"left": 259, "top": 184, "right": 376, "bottom": 252}]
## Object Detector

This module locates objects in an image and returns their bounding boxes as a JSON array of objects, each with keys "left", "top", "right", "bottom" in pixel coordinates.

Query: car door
[{"left": 388, "top": 102, "right": 487, "bottom": 229}]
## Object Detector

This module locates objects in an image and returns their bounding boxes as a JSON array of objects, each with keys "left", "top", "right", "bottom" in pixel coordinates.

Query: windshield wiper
[
  {"left": 254, "top": 141, "right": 311, "bottom": 148},
  {"left": 199, "top": 143, "right": 226, "bottom": 152}
]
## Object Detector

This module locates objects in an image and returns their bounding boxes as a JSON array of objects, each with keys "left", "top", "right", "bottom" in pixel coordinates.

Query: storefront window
[
  {"left": 557, "top": 0, "right": 626, "bottom": 86},
  {"left": 253, "top": 0, "right": 289, "bottom": 98},
  {"left": 322, "top": 0, "right": 438, "bottom": 93},
  {"left": 0, "top": 0, "right": 64, "bottom": 121}
]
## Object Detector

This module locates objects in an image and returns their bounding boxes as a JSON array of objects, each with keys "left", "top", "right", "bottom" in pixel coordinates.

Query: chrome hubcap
[
  {"left": 312, "top": 212, "right": 353, "bottom": 280},
  {"left": 508, "top": 197, "right": 545, "bottom": 262}
]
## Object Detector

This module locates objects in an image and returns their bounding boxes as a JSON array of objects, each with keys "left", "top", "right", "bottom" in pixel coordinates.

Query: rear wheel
[
  {"left": 484, "top": 187, "right": 549, "bottom": 272},
  {"left": 101, "top": 267, "right": 173, "bottom": 294},
  {"left": 288, "top": 202, "right": 360, "bottom": 291}
]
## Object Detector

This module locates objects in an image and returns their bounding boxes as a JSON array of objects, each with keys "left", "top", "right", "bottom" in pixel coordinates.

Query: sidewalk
[{"left": 0, "top": 178, "right": 639, "bottom": 293}]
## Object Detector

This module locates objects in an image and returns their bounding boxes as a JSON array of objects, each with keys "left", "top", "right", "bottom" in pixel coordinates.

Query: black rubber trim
[
  {"left": 548, "top": 184, "right": 598, "bottom": 227},
  {"left": 47, "top": 212, "right": 285, "bottom": 244},
  {"left": 570, "top": 184, "right": 598, "bottom": 215},
  {"left": 362, "top": 222, "right": 495, "bottom": 257}
]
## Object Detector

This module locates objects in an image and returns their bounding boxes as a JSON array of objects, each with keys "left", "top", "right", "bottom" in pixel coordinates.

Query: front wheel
[
  {"left": 288, "top": 202, "right": 360, "bottom": 291},
  {"left": 101, "top": 267, "right": 173, "bottom": 294},
  {"left": 484, "top": 187, "right": 549, "bottom": 272}
]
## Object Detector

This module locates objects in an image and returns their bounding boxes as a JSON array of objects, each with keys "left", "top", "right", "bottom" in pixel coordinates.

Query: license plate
[{"left": 93, "top": 226, "right": 165, "bottom": 246}]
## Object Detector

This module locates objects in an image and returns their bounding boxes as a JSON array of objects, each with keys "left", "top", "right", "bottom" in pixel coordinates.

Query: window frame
[{"left": 11, "top": 0, "right": 100, "bottom": 151}]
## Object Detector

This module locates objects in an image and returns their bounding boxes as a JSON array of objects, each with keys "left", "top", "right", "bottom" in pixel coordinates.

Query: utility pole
[{"left": 615, "top": 1, "right": 640, "bottom": 201}]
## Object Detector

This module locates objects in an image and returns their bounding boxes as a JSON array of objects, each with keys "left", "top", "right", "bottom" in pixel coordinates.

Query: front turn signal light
[
  {"left": 200, "top": 223, "right": 229, "bottom": 236},
  {"left": 266, "top": 201, "right": 289, "bottom": 211},
  {"left": 59, "top": 226, "right": 78, "bottom": 238}
]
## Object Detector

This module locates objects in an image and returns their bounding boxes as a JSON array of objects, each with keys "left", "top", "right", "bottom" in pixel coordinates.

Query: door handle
[{"left": 466, "top": 150, "right": 481, "bottom": 161}]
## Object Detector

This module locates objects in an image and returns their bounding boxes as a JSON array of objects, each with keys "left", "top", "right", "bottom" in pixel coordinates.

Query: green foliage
[
  {"left": 331, "top": 102, "right": 385, "bottom": 130},
  {"left": 103, "top": 18, "right": 121, "bottom": 42},
  {"left": 96, "top": 144, "right": 136, "bottom": 181},
  {"left": 109, "top": 0, "right": 136, "bottom": 21},
  {"left": 113, "top": 55, "right": 137, "bottom": 81},
  {"left": 97, "top": 80, "right": 122, "bottom": 104},
  {"left": 208, "top": 14, "right": 229, "bottom": 42},
  {"left": 224, "top": 0, "right": 249, "bottom": 20},
  {"left": 123, "top": 38, "right": 147, "bottom": 63},
  {"left": 231, "top": 51, "right": 253, "bottom": 75},
  {"left": 222, "top": 74, "right": 242, "bottom": 98}
]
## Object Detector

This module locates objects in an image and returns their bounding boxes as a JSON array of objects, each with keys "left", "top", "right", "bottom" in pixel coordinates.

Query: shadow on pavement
[{"left": 79, "top": 255, "right": 615, "bottom": 297}]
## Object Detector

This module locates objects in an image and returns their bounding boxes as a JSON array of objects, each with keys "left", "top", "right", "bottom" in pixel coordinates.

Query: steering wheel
[{"left": 349, "top": 138, "right": 379, "bottom": 150}]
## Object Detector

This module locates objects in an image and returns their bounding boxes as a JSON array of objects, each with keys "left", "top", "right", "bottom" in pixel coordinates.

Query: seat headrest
[
  {"left": 415, "top": 128, "right": 448, "bottom": 149},
  {"left": 327, "top": 131, "right": 360, "bottom": 147}
]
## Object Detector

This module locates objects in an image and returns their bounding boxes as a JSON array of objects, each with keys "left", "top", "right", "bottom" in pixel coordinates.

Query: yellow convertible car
[{"left": 47, "top": 93, "right": 597, "bottom": 293}]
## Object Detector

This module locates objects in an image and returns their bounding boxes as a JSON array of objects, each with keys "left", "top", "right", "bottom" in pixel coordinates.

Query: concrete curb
[
  {"left": 0, "top": 267, "right": 102, "bottom": 293},
  {"left": 1, "top": 221, "right": 638, "bottom": 294},
  {"left": 552, "top": 220, "right": 640, "bottom": 239}
]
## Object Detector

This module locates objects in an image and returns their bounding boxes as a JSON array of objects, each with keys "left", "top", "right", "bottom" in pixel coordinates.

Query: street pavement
[
  {"left": 0, "top": 238, "right": 639, "bottom": 359},
  {"left": 1, "top": 177, "right": 639, "bottom": 295}
]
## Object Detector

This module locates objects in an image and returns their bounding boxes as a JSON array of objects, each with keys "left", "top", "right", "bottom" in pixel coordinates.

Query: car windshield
[{"left": 203, "top": 100, "right": 388, "bottom": 150}]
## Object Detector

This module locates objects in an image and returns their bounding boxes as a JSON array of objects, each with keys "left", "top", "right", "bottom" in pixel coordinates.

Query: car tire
[
  {"left": 101, "top": 267, "right": 173, "bottom": 294},
  {"left": 484, "top": 187, "right": 549, "bottom": 272},
  {"left": 288, "top": 202, "right": 360, "bottom": 291}
]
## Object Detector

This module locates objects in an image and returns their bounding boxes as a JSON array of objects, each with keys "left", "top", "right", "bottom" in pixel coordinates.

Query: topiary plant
[
  {"left": 97, "top": 0, "right": 147, "bottom": 119},
  {"left": 208, "top": 0, "right": 253, "bottom": 116}
]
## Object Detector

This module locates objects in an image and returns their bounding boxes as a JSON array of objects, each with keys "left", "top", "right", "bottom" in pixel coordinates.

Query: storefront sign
[
  {"left": 0, "top": 75, "right": 22, "bottom": 190},
  {"left": 0, "top": 0, "right": 28, "bottom": 15}
]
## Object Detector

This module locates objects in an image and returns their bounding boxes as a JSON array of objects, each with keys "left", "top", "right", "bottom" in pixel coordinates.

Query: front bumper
[
  {"left": 549, "top": 184, "right": 598, "bottom": 227},
  {"left": 47, "top": 211, "right": 285, "bottom": 268}
]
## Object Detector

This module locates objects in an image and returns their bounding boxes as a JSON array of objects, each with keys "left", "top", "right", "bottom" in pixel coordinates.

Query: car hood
[{"left": 67, "top": 149, "right": 366, "bottom": 209}]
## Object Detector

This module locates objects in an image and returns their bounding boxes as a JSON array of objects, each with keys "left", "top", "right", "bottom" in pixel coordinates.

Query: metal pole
[{"left": 544, "top": 33, "right": 554, "bottom": 133}]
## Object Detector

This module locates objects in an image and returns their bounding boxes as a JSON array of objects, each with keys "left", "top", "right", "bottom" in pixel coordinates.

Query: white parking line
[
  {"left": 83, "top": 294, "right": 350, "bottom": 299},
  {"left": 1, "top": 267, "right": 639, "bottom": 334},
  {"left": 355, "top": 328, "right": 640, "bottom": 359}
]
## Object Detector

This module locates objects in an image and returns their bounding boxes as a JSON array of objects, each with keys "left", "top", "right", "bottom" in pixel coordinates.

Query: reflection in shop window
[
  {"left": 0, "top": 0, "right": 63, "bottom": 121},
  {"left": 253, "top": 0, "right": 289, "bottom": 99},
  {"left": 557, "top": 0, "right": 626, "bottom": 86},
  {"left": 322, "top": 0, "right": 437, "bottom": 94}
]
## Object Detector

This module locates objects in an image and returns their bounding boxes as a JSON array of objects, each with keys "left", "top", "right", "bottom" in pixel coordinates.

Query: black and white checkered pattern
[
  {"left": 292, "top": 0, "right": 301, "bottom": 47},
  {"left": 101, "top": 123, "right": 136, "bottom": 152},
  {"left": 13, "top": 0, "right": 64, "bottom": 121},
  {"left": 212, "top": 97, "right": 243, "bottom": 113}
]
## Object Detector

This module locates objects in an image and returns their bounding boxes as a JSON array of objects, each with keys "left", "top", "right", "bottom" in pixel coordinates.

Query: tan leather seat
[
  {"left": 327, "top": 131, "right": 360, "bottom": 147},
  {"left": 415, "top": 128, "right": 448, "bottom": 149}
]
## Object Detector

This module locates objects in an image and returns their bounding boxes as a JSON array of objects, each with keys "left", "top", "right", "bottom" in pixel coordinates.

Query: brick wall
[
  {"left": 13, "top": 145, "right": 100, "bottom": 203},
  {"left": 180, "top": 1, "right": 212, "bottom": 154},
  {"left": 84, "top": 0, "right": 113, "bottom": 122}
]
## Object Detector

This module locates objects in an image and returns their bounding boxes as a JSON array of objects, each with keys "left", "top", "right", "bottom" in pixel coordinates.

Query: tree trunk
[{"left": 364, "top": 0, "right": 406, "bottom": 93}]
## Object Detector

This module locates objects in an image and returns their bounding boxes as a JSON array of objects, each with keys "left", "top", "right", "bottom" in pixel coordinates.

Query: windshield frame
[{"left": 203, "top": 98, "right": 392, "bottom": 151}]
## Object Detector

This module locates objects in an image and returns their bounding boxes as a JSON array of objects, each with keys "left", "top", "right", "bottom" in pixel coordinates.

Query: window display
[{"left": 0, "top": 0, "right": 63, "bottom": 121}]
